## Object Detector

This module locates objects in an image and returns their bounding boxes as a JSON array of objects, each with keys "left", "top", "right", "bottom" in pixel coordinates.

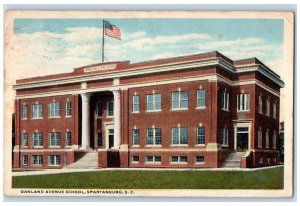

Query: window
[
  {"left": 258, "top": 128, "right": 263, "bottom": 148},
  {"left": 132, "top": 95, "right": 140, "bottom": 112},
  {"left": 132, "top": 156, "right": 139, "bottom": 162},
  {"left": 266, "top": 99, "right": 270, "bottom": 116},
  {"left": 172, "top": 127, "right": 188, "bottom": 145},
  {"left": 171, "top": 156, "right": 188, "bottom": 163},
  {"left": 97, "top": 132, "right": 102, "bottom": 148},
  {"left": 66, "top": 131, "right": 71, "bottom": 146},
  {"left": 196, "top": 156, "right": 205, "bottom": 163},
  {"left": 21, "top": 105, "right": 27, "bottom": 119},
  {"left": 237, "top": 94, "right": 250, "bottom": 111},
  {"left": 21, "top": 133, "right": 28, "bottom": 147},
  {"left": 273, "top": 131, "right": 277, "bottom": 149},
  {"left": 49, "top": 102, "right": 60, "bottom": 117},
  {"left": 21, "top": 156, "right": 28, "bottom": 165},
  {"left": 50, "top": 132, "right": 61, "bottom": 147},
  {"left": 108, "top": 102, "right": 114, "bottom": 117},
  {"left": 196, "top": 127, "right": 205, "bottom": 145},
  {"left": 147, "top": 128, "right": 162, "bottom": 145},
  {"left": 66, "top": 101, "right": 71, "bottom": 116},
  {"left": 146, "top": 94, "right": 161, "bottom": 111},
  {"left": 273, "top": 102, "right": 277, "bottom": 118},
  {"left": 32, "top": 132, "right": 43, "bottom": 147},
  {"left": 221, "top": 128, "right": 229, "bottom": 146},
  {"left": 266, "top": 129, "right": 269, "bottom": 148},
  {"left": 32, "top": 104, "right": 43, "bottom": 118},
  {"left": 197, "top": 89, "right": 206, "bottom": 108},
  {"left": 172, "top": 91, "right": 188, "bottom": 109},
  {"left": 221, "top": 91, "right": 229, "bottom": 111},
  {"left": 97, "top": 103, "right": 103, "bottom": 117},
  {"left": 146, "top": 156, "right": 161, "bottom": 163},
  {"left": 259, "top": 157, "right": 263, "bottom": 164},
  {"left": 132, "top": 129, "right": 139, "bottom": 145},
  {"left": 32, "top": 155, "right": 43, "bottom": 165},
  {"left": 48, "top": 155, "right": 60, "bottom": 166},
  {"left": 259, "top": 95, "right": 263, "bottom": 114}
]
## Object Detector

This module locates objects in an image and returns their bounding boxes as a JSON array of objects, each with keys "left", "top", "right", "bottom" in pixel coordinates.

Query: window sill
[
  {"left": 170, "top": 144, "right": 188, "bottom": 147},
  {"left": 170, "top": 162, "right": 188, "bottom": 164},
  {"left": 196, "top": 107, "right": 206, "bottom": 110},
  {"left": 48, "top": 165, "right": 60, "bottom": 167},
  {"left": 237, "top": 110, "right": 250, "bottom": 113},
  {"left": 32, "top": 146, "right": 43, "bottom": 148},
  {"left": 21, "top": 118, "right": 28, "bottom": 120},
  {"left": 131, "top": 145, "right": 140, "bottom": 148},
  {"left": 96, "top": 116, "right": 103, "bottom": 119},
  {"left": 49, "top": 116, "right": 61, "bottom": 119},
  {"left": 65, "top": 146, "right": 72, "bottom": 148},
  {"left": 145, "top": 145, "right": 161, "bottom": 147},
  {"left": 65, "top": 116, "right": 72, "bottom": 118},
  {"left": 221, "top": 144, "right": 229, "bottom": 147},
  {"left": 195, "top": 162, "right": 205, "bottom": 165},
  {"left": 171, "top": 108, "right": 188, "bottom": 111},
  {"left": 32, "top": 164, "right": 43, "bottom": 166},
  {"left": 131, "top": 111, "right": 140, "bottom": 114},
  {"left": 31, "top": 117, "right": 43, "bottom": 120},
  {"left": 195, "top": 144, "right": 206, "bottom": 147},
  {"left": 221, "top": 109, "right": 230, "bottom": 112},
  {"left": 107, "top": 116, "right": 114, "bottom": 118},
  {"left": 145, "top": 162, "right": 161, "bottom": 164},
  {"left": 146, "top": 110, "right": 162, "bottom": 113},
  {"left": 131, "top": 161, "right": 139, "bottom": 164},
  {"left": 49, "top": 146, "right": 61, "bottom": 148}
]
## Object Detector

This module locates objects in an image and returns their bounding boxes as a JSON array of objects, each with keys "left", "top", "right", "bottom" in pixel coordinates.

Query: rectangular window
[
  {"left": 48, "top": 155, "right": 60, "bottom": 166},
  {"left": 32, "top": 155, "right": 43, "bottom": 165},
  {"left": 32, "top": 104, "right": 43, "bottom": 118},
  {"left": 266, "top": 99, "right": 270, "bottom": 116},
  {"left": 172, "top": 91, "right": 188, "bottom": 109},
  {"left": 97, "top": 103, "right": 103, "bottom": 117},
  {"left": 197, "top": 89, "right": 206, "bottom": 108},
  {"left": 132, "top": 129, "right": 140, "bottom": 145},
  {"left": 221, "top": 128, "right": 229, "bottom": 146},
  {"left": 21, "top": 155, "right": 28, "bottom": 165},
  {"left": 147, "top": 128, "right": 162, "bottom": 145},
  {"left": 66, "top": 101, "right": 71, "bottom": 116},
  {"left": 196, "top": 156, "right": 205, "bottom": 163},
  {"left": 172, "top": 127, "right": 188, "bottom": 145},
  {"left": 237, "top": 94, "right": 250, "bottom": 111},
  {"left": 132, "top": 95, "right": 140, "bottom": 112},
  {"left": 171, "top": 156, "right": 188, "bottom": 163},
  {"left": 196, "top": 127, "right": 205, "bottom": 145},
  {"left": 50, "top": 132, "right": 61, "bottom": 147},
  {"left": 97, "top": 132, "right": 102, "bottom": 148},
  {"left": 21, "top": 133, "right": 28, "bottom": 147},
  {"left": 108, "top": 102, "right": 114, "bottom": 117},
  {"left": 221, "top": 91, "right": 229, "bottom": 111},
  {"left": 273, "top": 103, "right": 277, "bottom": 118},
  {"left": 259, "top": 96, "right": 263, "bottom": 114},
  {"left": 146, "top": 94, "right": 161, "bottom": 111},
  {"left": 266, "top": 129, "right": 269, "bottom": 148},
  {"left": 146, "top": 156, "right": 161, "bottom": 163},
  {"left": 132, "top": 156, "right": 139, "bottom": 162},
  {"left": 273, "top": 131, "right": 276, "bottom": 149},
  {"left": 49, "top": 102, "right": 60, "bottom": 117},
  {"left": 21, "top": 105, "right": 27, "bottom": 119},
  {"left": 32, "top": 132, "right": 43, "bottom": 147},
  {"left": 66, "top": 131, "right": 71, "bottom": 146},
  {"left": 258, "top": 129, "right": 263, "bottom": 148}
]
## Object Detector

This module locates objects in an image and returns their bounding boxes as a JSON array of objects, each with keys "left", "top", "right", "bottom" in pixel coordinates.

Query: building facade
[{"left": 12, "top": 51, "right": 284, "bottom": 169}]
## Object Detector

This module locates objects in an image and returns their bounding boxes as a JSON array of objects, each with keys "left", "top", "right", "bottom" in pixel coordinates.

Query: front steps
[
  {"left": 223, "top": 152, "right": 245, "bottom": 168},
  {"left": 66, "top": 151, "right": 98, "bottom": 169}
]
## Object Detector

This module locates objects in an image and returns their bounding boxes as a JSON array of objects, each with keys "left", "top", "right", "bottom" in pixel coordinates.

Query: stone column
[
  {"left": 80, "top": 93, "right": 91, "bottom": 149},
  {"left": 112, "top": 90, "right": 121, "bottom": 149}
]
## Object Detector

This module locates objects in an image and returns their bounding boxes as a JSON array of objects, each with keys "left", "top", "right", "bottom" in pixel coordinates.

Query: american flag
[{"left": 104, "top": 20, "right": 121, "bottom": 40}]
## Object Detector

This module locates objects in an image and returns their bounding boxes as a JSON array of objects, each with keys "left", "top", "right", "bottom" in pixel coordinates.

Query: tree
[{"left": 279, "top": 121, "right": 284, "bottom": 163}]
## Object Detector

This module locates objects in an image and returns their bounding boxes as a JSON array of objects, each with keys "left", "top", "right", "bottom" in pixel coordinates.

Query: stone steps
[
  {"left": 223, "top": 152, "right": 245, "bottom": 168},
  {"left": 66, "top": 151, "right": 98, "bottom": 169}
]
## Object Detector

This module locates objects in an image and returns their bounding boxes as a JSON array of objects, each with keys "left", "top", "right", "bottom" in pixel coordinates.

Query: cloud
[{"left": 152, "top": 52, "right": 176, "bottom": 60}]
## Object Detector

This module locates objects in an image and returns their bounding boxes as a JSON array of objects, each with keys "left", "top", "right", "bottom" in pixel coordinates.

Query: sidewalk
[{"left": 12, "top": 165, "right": 283, "bottom": 177}]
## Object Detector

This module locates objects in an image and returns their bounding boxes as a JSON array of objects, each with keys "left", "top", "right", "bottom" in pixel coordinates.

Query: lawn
[{"left": 12, "top": 167, "right": 283, "bottom": 189}]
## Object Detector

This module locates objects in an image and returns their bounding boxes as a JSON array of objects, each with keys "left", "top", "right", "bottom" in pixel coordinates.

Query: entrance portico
[{"left": 80, "top": 89, "right": 121, "bottom": 150}]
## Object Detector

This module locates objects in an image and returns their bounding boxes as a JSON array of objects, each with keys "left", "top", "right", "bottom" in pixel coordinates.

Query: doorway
[
  {"left": 105, "top": 123, "right": 114, "bottom": 149},
  {"left": 108, "top": 129, "right": 114, "bottom": 149},
  {"left": 234, "top": 122, "right": 251, "bottom": 152}
]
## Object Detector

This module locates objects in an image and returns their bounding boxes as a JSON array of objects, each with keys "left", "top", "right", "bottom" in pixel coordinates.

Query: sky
[{"left": 12, "top": 18, "right": 283, "bottom": 77}]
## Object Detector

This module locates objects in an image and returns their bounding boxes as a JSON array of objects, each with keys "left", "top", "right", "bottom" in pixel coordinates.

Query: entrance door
[
  {"left": 236, "top": 127, "right": 249, "bottom": 152},
  {"left": 108, "top": 129, "right": 114, "bottom": 149}
]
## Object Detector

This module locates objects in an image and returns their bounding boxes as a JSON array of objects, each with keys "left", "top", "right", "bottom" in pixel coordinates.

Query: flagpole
[{"left": 102, "top": 19, "right": 105, "bottom": 62}]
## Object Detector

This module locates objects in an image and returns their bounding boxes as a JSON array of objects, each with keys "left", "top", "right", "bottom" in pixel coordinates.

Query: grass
[{"left": 12, "top": 167, "right": 283, "bottom": 189}]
